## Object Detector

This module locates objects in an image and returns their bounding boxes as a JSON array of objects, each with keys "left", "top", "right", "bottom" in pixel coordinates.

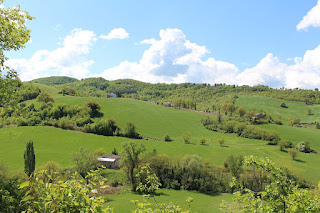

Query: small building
[
  {"left": 254, "top": 113, "right": 266, "bottom": 120},
  {"left": 107, "top": 93, "right": 117, "bottom": 98},
  {"left": 163, "top": 102, "right": 172, "bottom": 107},
  {"left": 97, "top": 154, "right": 121, "bottom": 169},
  {"left": 149, "top": 100, "right": 157, "bottom": 104}
]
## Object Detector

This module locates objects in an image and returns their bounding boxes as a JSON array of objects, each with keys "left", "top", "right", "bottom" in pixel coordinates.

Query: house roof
[
  {"left": 98, "top": 154, "right": 121, "bottom": 159},
  {"left": 98, "top": 157, "right": 116, "bottom": 162}
]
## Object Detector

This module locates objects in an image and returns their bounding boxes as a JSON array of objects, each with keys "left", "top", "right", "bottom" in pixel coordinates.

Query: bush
[
  {"left": 199, "top": 138, "right": 206, "bottom": 145},
  {"left": 89, "top": 119, "right": 118, "bottom": 136},
  {"left": 164, "top": 134, "right": 171, "bottom": 142},
  {"left": 297, "top": 141, "right": 313, "bottom": 153},
  {"left": 280, "top": 102, "right": 286, "bottom": 108},
  {"left": 124, "top": 122, "right": 140, "bottom": 139},
  {"left": 183, "top": 131, "right": 192, "bottom": 143},
  {"left": 218, "top": 138, "right": 224, "bottom": 147},
  {"left": 288, "top": 117, "right": 301, "bottom": 127},
  {"left": 288, "top": 148, "right": 298, "bottom": 160},
  {"left": 278, "top": 140, "right": 287, "bottom": 151},
  {"left": 85, "top": 101, "right": 101, "bottom": 117}
]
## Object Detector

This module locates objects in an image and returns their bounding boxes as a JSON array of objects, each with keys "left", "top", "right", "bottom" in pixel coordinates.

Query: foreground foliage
[
  {"left": 222, "top": 156, "right": 320, "bottom": 212},
  {"left": 20, "top": 168, "right": 113, "bottom": 212}
]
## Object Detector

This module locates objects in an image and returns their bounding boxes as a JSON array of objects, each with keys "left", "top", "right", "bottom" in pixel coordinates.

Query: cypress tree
[{"left": 24, "top": 140, "right": 35, "bottom": 177}]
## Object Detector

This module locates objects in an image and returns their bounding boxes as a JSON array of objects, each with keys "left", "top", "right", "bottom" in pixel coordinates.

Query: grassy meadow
[
  {"left": 235, "top": 95, "right": 320, "bottom": 125},
  {"left": 2, "top": 84, "right": 320, "bottom": 211},
  {"left": 106, "top": 189, "right": 233, "bottom": 212},
  {"left": 1, "top": 89, "right": 320, "bottom": 184}
]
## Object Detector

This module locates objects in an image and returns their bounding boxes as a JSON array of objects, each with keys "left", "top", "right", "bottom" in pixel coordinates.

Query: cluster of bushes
[
  {"left": 0, "top": 99, "right": 141, "bottom": 139},
  {"left": 148, "top": 154, "right": 231, "bottom": 194},
  {"left": 201, "top": 117, "right": 280, "bottom": 144},
  {"left": 15, "top": 84, "right": 41, "bottom": 103}
]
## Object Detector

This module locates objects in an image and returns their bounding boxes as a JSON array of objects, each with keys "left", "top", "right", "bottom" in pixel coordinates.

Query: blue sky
[{"left": 3, "top": 0, "right": 320, "bottom": 88}]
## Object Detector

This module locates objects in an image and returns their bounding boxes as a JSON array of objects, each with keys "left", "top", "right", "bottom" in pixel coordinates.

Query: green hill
[
  {"left": 30, "top": 76, "right": 79, "bottom": 86},
  {"left": 235, "top": 95, "right": 320, "bottom": 125},
  {"left": 1, "top": 89, "right": 320, "bottom": 184}
]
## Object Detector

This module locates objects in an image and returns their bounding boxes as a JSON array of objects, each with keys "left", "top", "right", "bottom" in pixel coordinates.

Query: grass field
[
  {"left": 235, "top": 95, "right": 320, "bottom": 125},
  {"left": 106, "top": 189, "right": 233, "bottom": 212},
  {"left": 2, "top": 84, "right": 320, "bottom": 211}
]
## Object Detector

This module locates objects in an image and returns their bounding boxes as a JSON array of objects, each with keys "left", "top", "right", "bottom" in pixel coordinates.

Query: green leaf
[{"left": 19, "top": 181, "right": 30, "bottom": 189}]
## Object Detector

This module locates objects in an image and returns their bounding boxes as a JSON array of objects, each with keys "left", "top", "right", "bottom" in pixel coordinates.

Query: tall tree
[
  {"left": 0, "top": 0, "right": 33, "bottom": 105},
  {"left": 24, "top": 140, "right": 35, "bottom": 177},
  {"left": 121, "top": 141, "right": 145, "bottom": 185}
]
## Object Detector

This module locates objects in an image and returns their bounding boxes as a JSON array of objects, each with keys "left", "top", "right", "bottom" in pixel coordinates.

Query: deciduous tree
[{"left": 0, "top": 0, "right": 33, "bottom": 105}]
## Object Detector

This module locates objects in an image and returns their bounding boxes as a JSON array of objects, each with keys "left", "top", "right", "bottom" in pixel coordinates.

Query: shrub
[
  {"left": 199, "top": 138, "right": 206, "bottom": 145},
  {"left": 288, "top": 117, "right": 301, "bottom": 127},
  {"left": 164, "top": 134, "right": 171, "bottom": 142},
  {"left": 183, "top": 131, "right": 192, "bottom": 143},
  {"left": 280, "top": 102, "right": 286, "bottom": 108},
  {"left": 278, "top": 140, "right": 287, "bottom": 151},
  {"left": 297, "top": 141, "right": 313, "bottom": 153},
  {"left": 288, "top": 148, "right": 298, "bottom": 160},
  {"left": 218, "top": 138, "right": 224, "bottom": 147},
  {"left": 112, "top": 148, "right": 118, "bottom": 155},
  {"left": 85, "top": 101, "right": 101, "bottom": 117},
  {"left": 37, "top": 91, "right": 54, "bottom": 103},
  {"left": 227, "top": 155, "right": 244, "bottom": 179},
  {"left": 124, "top": 122, "right": 140, "bottom": 139},
  {"left": 316, "top": 122, "right": 320, "bottom": 129}
]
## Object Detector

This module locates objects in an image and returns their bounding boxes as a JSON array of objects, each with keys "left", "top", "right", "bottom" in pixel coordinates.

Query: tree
[
  {"left": 280, "top": 102, "right": 287, "bottom": 108},
  {"left": 222, "top": 156, "right": 320, "bottom": 212},
  {"left": 217, "top": 138, "right": 224, "bottom": 147},
  {"left": 36, "top": 91, "right": 54, "bottom": 103},
  {"left": 226, "top": 155, "right": 243, "bottom": 179},
  {"left": 124, "top": 122, "right": 139, "bottom": 138},
  {"left": 288, "top": 148, "right": 298, "bottom": 160},
  {"left": 183, "top": 131, "right": 192, "bottom": 143},
  {"left": 278, "top": 140, "right": 287, "bottom": 151},
  {"left": 24, "top": 141, "right": 35, "bottom": 177},
  {"left": 136, "top": 164, "right": 161, "bottom": 194},
  {"left": 235, "top": 107, "right": 246, "bottom": 117},
  {"left": 71, "top": 147, "right": 98, "bottom": 178},
  {"left": 199, "top": 138, "right": 206, "bottom": 145},
  {"left": 164, "top": 134, "right": 171, "bottom": 141},
  {"left": 0, "top": 1, "right": 33, "bottom": 105},
  {"left": 307, "top": 108, "right": 312, "bottom": 115},
  {"left": 112, "top": 147, "right": 118, "bottom": 155},
  {"left": 85, "top": 101, "right": 101, "bottom": 117},
  {"left": 121, "top": 141, "right": 145, "bottom": 186}
]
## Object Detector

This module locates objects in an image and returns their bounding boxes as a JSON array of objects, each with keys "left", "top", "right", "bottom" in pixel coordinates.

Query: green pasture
[
  {"left": 106, "top": 189, "right": 232, "bottom": 213},
  {"left": 235, "top": 95, "right": 320, "bottom": 125},
  {"left": 1, "top": 86, "right": 320, "bottom": 184}
]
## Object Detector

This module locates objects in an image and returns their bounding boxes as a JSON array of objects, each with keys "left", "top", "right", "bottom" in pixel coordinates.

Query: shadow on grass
[
  {"left": 280, "top": 150, "right": 288, "bottom": 153},
  {"left": 294, "top": 159, "right": 306, "bottom": 163},
  {"left": 219, "top": 145, "right": 229, "bottom": 147},
  {"left": 132, "top": 191, "right": 169, "bottom": 197}
]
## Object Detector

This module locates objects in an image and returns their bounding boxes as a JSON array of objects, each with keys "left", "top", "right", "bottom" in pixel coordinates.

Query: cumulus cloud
[
  {"left": 101, "top": 28, "right": 238, "bottom": 84},
  {"left": 297, "top": 0, "right": 320, "bottom": 30},
  {"left": 7, "top": 28, "right": 96, "bottom": 81},
  {"left": 100, "top": 28, "right": 129, "bottom": 40},
  {"left": 100, "top": 28, "right": 320, "bottom": 89},
  {"left": 236, "top": 44, "right": 320, "bottom": 89}
]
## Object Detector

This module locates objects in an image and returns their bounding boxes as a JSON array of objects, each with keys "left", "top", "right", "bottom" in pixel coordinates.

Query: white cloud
[
  {"left": 100, "top": 28, "right": 320, "bottom": 89},
  {"left": 297, "top": 0, "right": 320, "bottom": 30},
  {"left": 101, "top": 28, "right": 238, "bottom": 84},
  {"left": 7, "top": 28, "right": 96, "bottom": 81},
  {"left": 236, "top": 44, "right": 320, "bottom": 89},
  {"left": 100, "top": 28, "right": 129, "bottom": 40}
]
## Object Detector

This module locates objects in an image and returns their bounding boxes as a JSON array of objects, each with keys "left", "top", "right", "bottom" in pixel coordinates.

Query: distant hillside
[
  {"left": 30, "top": 76, "right": 79, "bottom": 85},
  {"left": 29, "top": 76, "right": 320, "bottom": 111}
]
